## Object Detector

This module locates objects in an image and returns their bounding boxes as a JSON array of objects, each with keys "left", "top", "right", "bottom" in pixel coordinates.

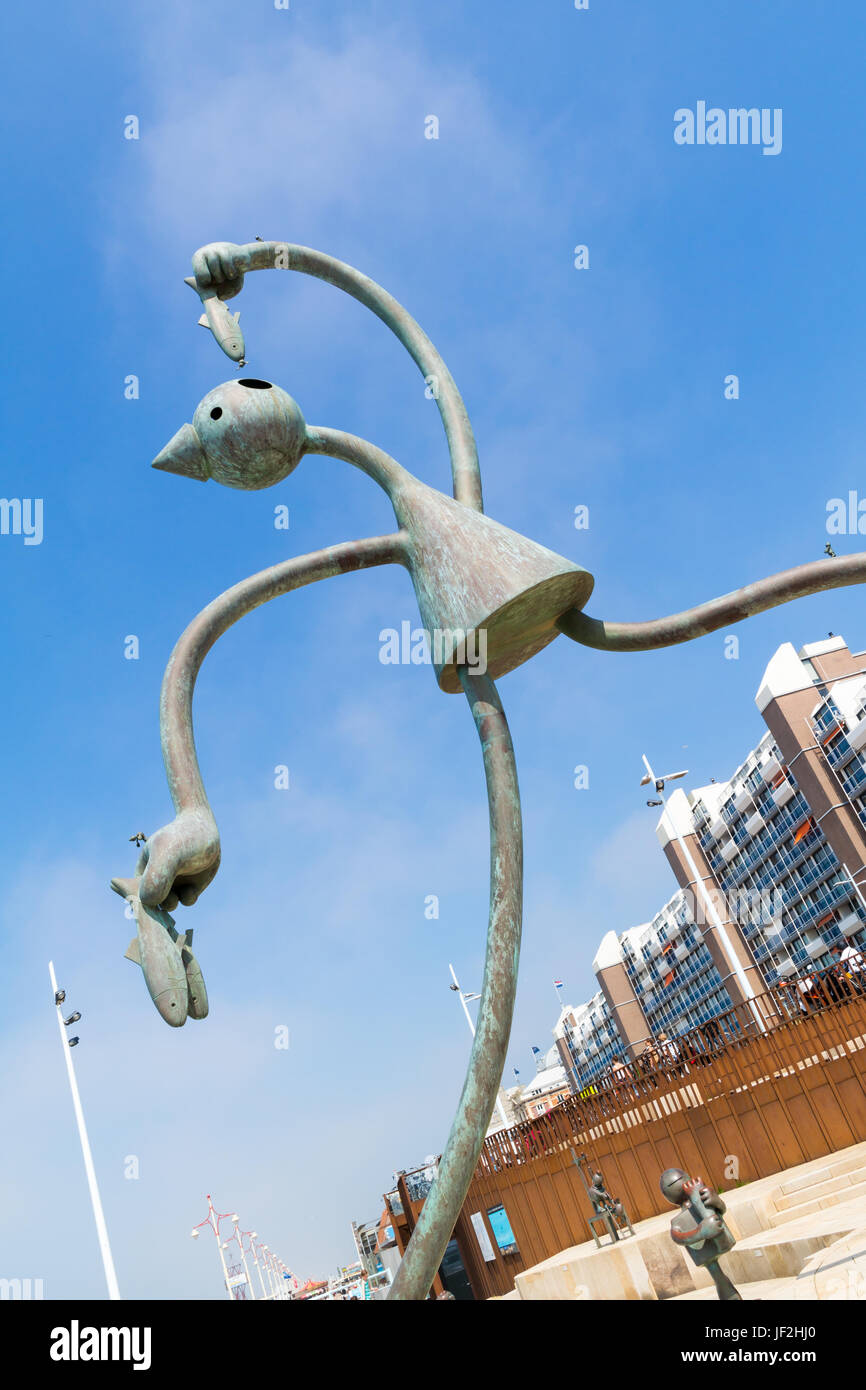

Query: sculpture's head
[
  {"left": 659, "top": 1167, "right": 689, "bottom": 1205},
  {"left": 152, "top": 378, "right": 307, "bottom": 490}
]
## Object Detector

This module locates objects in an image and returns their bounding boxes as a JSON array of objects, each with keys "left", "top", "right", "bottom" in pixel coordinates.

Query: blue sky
[{"left": 3, "top": 0, "right": 866, "bottom": 1297}]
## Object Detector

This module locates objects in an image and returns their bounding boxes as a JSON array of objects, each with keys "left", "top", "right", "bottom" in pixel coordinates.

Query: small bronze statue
[
  {"left": 660, "top": 1168, "right": 742, "bottom": 1301},
  {"left": 572, "top": 1149, "right": 633, "bottom": 1247}
]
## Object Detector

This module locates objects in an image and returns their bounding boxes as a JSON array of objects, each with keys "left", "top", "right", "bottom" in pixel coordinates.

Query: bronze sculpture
[
  {"left": 112, "top": 239, "right": 866, "bottom": 1300},
  {"left": 571, "top": 1149, "right": 633, "bottom": 1247},
  {"left": 661, "top": 1167, "right": 742, "bottom": 1301}
]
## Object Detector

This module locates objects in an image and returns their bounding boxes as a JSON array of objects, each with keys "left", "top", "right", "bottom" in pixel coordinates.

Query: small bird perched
[
  {"left": 825, "top": 543, "right": 837, "bottom": 557},
  {"left": 129, "top": 831, "right": 147, "bottom": 848}
]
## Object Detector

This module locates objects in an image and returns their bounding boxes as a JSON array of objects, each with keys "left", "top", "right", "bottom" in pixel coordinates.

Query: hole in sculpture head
[
  {"left": 237, "top": 379, "right": 272, "bottom": 390},
  {"left": 210, "top": 407, "right": 223, "bottom": 419}
]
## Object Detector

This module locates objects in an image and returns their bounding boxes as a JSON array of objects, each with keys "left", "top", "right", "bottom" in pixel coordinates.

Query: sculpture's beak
[{"left": 152, "top": 423, "right": 209, "bottom": 481}]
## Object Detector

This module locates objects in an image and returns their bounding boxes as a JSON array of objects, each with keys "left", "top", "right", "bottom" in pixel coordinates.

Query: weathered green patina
[{"left": 114, "top": 240, "right": 866, "bottom": 1301}]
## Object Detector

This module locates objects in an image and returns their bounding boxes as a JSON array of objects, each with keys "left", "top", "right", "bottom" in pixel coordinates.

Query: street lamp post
[
  {"left": 231, "top": 1216, "right": 256, "bottom": 1301},
  {"left": 262, "top": 1245, "right": 277, "bottom": 1300},
  {"left": 449, "top": 963, "right": 510, "bottom": 1128},
  {"left": 230, "top": 1228, "right": 257, "bottom": 1301},
  {"left": 247, "top": 1232, "right": 269, "bottom": 1300},
  {"left": 191, "top": 1196, "right": 233, "bottom": 1300},
  {"left": 48, "top": 961, "right": 121, "bottom": 1301},
  {"left": 640, "top": 755, "right": 766, "bottom": 1032}
]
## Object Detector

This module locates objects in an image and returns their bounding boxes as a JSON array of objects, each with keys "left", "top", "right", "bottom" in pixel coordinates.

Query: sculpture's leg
[
  {"left": 388, "top": 670, "right": 523, "bottom": 1300},
  {"left": 707, "top": 1258, "right": 742, "bottom": 1301},
  {"left": 557, "top": 552, "right": 866, "bottom": 652}
]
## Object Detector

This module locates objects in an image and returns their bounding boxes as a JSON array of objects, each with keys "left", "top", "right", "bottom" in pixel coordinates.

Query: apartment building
[{"left": 551, "top": 634, "right": 866, "bottom": 1093}]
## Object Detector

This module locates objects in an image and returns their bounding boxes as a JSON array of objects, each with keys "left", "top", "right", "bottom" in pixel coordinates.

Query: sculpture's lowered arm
[
  {"left": 135, "top": 532, "right": 407, "bottom": 911},
  {"left": 137, "top": 530, "right": 523, "bottom": 1304}
]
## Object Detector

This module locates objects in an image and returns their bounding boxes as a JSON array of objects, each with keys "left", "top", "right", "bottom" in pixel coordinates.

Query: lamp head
[{"left": 153, "top": 378, "right": 307, "bottom": 490}]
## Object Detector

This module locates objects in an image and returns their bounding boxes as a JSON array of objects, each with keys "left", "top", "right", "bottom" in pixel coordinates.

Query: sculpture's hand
[
  {"left": 190, "top": 242, "right": 249, "bottom": 302},
  {"left": 697, "top": 1213, "right": 724, "bottom": 1241},
  {"left": 136, "top": 809, "right": 221, "bottom": 911}
]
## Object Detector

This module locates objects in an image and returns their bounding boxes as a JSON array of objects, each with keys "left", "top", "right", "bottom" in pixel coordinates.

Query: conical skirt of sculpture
[{"left": 393, "top": 478, "right": 595, "bottom": 692}]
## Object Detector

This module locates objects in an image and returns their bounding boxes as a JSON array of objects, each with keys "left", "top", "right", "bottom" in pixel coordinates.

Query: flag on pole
[
  {"left": 513, "top": 1067, "right": 520, "bottom": 1078},
  {"left": 554, "top": 979, "right": 564, "bottom": 990}
]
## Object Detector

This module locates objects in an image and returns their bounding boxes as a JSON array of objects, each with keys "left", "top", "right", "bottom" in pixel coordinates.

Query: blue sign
[{"left": 487, "top": 1204, "right": 518, "bottom": 1256}]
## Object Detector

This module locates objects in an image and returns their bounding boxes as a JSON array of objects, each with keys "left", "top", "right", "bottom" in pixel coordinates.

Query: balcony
[
  {"left": 734, "top": 785, "right": 752, "bottom": 812},
  {"left": 709, "top": 816, "right": 726, "bottom": 839},
  {"left": 804, "top": 938, "right": 827, "bottom": 959},
  {"left": 720, "top": 839, "right": 739, "bottom": 863},
  {"left": 745, "top": 811, "right": 764, "bottom": 836},
  {"left": 847, "top": 714, "right": 866, "bottom": 753},
  {"left": 773, "top": 780, "right": 795, "bottom": 808},
  {"left": 674, "top": 943, "right": 690, "bottom": 962},
  {"left": 762, "top": 753, "right": 782, "bottom": 781},
  {"left": 842, "top": 762, "right": 866, "bottom": 799},
  {"left": 838, "top": 911, "right": 863, "bottom": 937}
]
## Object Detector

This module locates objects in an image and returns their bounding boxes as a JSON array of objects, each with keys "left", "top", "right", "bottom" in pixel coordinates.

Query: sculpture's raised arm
[
  {"left": 557, "top": 552, "right": 866, "bottom": 652},
  {"left": 186, "top": 239, "right": 483, "bottom": 513}
]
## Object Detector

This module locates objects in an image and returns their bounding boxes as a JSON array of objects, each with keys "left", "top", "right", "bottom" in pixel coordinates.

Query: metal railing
[{"left": 475, "top": 952, "right": 866, "bottom": 1179}]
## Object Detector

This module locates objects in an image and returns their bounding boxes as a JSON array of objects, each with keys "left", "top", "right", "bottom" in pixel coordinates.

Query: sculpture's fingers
[
  {"left": 191, "top": 248, "right": 216, "bottom": 288},
  {"left": 175, "top": 863, "right": 219, "bottom": 906},
  {"left": 139, "top": 833, "right": 187, "bottom": 909},
  {"left": 203, "top": 249, "right": 227, "bottom": 284},
  {"left": 214, "top": 274, "right": 244, "bottom": 302}
]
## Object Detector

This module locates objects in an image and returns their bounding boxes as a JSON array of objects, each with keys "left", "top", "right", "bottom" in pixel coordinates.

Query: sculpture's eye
[
  {"left": 238, "top": 379, "right": 272, "bottom": 390},
  {"left": 210, "top": 407, "right": 223, "bottom": 420}
]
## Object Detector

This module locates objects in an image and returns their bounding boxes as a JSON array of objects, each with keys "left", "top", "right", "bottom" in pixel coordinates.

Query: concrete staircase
[
  {"left": 507, "top": 1140, "right": 866, "bottom": 1299},
  {"left": 767, "top": 1152, "right": 866, "bottom": 1227}
]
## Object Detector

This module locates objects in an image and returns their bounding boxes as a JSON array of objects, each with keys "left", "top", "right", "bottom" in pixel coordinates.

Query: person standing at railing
[
  {"left": 796, "top": 972, "right": 819, "bottom": 1013},
  {"left": 657, "top": 1032, "right": 686, "bottom": 1076},
  {"left": 777, "top": 980, "right": 807, "bottom": 1019},
  {"left": 638, "top": 1040, "right": 660, "bottom": 1088},
  {"left": 839, "top": 943, "right": 866, "bottom": 994},
  {"left": 610, "top": 1056, "right": 637, "bottom": 1100}
]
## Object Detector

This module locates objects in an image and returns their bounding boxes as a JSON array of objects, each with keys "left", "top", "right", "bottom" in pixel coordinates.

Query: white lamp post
[
  {"left": 231, "top": 1215, "right": 255, "bottom": 1300},
  {"left": 248, "top": 1232, "right": 269, "bottom": 1300},
  {"left": 48, "top": 961, "right": 121, "bottom": 1301},
  {"left": 261, "top": 1244, "right": 277, "bottom": 1299},
  {"left": 191, "top": 1195, "right": 233, "bottom": 1300},
  {"left": 448, "top": 963, "right": 510, "bottom": 1127}
]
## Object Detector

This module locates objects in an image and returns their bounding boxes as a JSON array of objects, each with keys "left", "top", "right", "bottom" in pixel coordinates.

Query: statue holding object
[
  {"left": 661, "top": 1167, "right": 742, "bottom": 1301},
  {"left": 110, "top": 237, "right": 866, "bottom": 1300}
]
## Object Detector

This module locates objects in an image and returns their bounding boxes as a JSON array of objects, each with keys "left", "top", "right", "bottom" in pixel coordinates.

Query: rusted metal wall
[{"left": 460, "top": 975, "right": 866, "bottom": 1299}]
